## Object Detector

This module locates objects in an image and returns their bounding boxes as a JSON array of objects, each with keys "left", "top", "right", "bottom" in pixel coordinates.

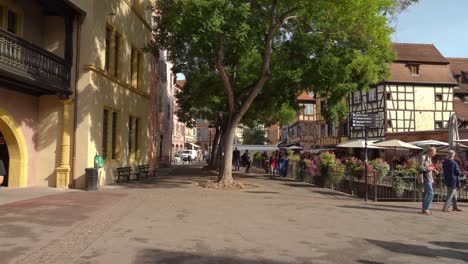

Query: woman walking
[{"left": 269, "top": 152, "right": 277, "bottom": 178}]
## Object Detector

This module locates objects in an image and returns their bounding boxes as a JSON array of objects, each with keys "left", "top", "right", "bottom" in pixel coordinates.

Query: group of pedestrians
[
  {"left": 420, "top": 147, "right": 463, "bottom": 215},
  {"left": 231, "top": 148, "right": 289, "bottom": 177},
  {"left": 268, "top": 151, "right": 288, "bottom": 178}
]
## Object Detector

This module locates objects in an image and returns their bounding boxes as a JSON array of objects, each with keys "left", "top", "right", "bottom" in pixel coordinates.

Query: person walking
[
  {"left": 0, "top": 158, "right": 5, "bottom": 187},
  {"left": 243, "top": 150, "right": 251, "bottom": 173},
  {"left": 262, "top": 151, "right": 270, "bottom": 173},
  {"left": 278, "top": 152, "right": 286, "bottom": 178},
  {"left": 233, "top": 147, "right": 241, "bottom": 171},
  {"left": 419, "top": 147, "right": 438, "bottom": 215},
  {"left": 442, "top": 150, "right": 463, "bottom": 212},
  {"left": 269, "top": 152, "right": 277, "bottom": 178}
]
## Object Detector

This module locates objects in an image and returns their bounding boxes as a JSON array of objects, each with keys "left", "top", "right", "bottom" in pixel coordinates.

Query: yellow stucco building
[{"left": 0, "top": 0, "right": 154, "bottom": 189}]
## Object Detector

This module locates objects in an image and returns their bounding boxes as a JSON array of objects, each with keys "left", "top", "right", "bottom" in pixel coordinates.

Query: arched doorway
[
  {"left": 0, "top": 131, "right": 9, "bottom": 186},
  {"left": 0, "top": 109, "right": 28, "bottom": 187}
]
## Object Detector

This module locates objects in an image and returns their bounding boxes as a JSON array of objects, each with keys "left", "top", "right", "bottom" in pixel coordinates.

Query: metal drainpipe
[{"left": 70, "top": 17, "right": 82, "bottom": 189}]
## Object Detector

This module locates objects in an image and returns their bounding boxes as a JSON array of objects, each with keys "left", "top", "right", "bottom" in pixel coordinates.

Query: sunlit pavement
[{"left": 1, "top": 165, "right": 467, "bottom": 264}]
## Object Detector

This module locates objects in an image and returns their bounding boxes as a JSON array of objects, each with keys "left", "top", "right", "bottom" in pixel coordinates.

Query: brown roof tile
[
  {"left": 297, "top": 90, "right": 315, "bottom": 101},
  {"left": 447, "top": 57, "right": 468, "bottom": 75},
  {"left": 454, "top": 96, "right": 468, "bottom": 120},
  {"left": 392, "top": 43, "right": 449, "bottom": 64},
  {"left": 387, "top": 63, "right": 457, "bottom": 85},
  {"left": 447, "top": 58, "right": 468, "bottom": 94},
  {"left": 176, "top": 80, "right": 186, "bottom": 88}
]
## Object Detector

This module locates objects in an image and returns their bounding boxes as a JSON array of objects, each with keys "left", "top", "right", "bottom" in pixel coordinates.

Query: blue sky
[{"left": 392, "top": 0, "right": 468, "bottom": 57}]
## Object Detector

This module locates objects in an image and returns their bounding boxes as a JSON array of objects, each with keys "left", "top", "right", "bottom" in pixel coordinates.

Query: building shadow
[
  {"left": 366, "top": 239, "right": 468, "bottom": 262},
  {"left": 338, "top": 205, "right": 416, "bottom": 214},
  {"left": 133, "top": 248, "right": 292, "bottom": 264},
  {"left": 429, "top": 241, "right": 468, "bottom": 251}
]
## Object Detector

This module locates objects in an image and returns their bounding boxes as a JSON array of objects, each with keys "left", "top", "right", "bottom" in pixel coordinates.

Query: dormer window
[{"left": 408, "top": 64, "right": 419, "bottom": 76}]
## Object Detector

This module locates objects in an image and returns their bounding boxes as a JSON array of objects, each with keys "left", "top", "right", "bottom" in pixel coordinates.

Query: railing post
[{"left": 364, "top": 128, "right": 368, "bottom": 202}]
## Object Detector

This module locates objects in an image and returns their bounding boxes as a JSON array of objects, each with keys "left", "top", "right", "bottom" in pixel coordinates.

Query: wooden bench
[
  {"left": 136, "top": 164, "right": 150, "bottom": 179},
  {"left": 116, "top": 164, "right": 158, "bottom": 183},
  {"left": 139, "top": 164, "right": 158, "bottom": 178},
  {"left": 116, "top": 166, "right": 132, "bottom": 183}
]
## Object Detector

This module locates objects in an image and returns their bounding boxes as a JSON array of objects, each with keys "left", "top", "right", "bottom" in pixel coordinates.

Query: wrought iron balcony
[{"left": 0, "top": 28, "right": 71, "bottom": 97}]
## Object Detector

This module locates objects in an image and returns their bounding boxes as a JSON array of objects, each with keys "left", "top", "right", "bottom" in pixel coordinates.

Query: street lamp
[
  {"left": 208, "top": 124, "right": 213, "bottom": 161},
  {"left": 218, "top": 111, "right": 224, "bottom": 176}
]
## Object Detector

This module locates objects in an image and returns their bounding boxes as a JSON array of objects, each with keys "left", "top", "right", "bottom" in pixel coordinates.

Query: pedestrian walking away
[
  {"left": 442, "top": 150, "right": 463, "bottom": 212},
  {"left": 278, "top": 152, "right": 286, "bottom": 178},
  {"left": 233, "top": 147, "right": 241, "bottom": 171},
  {"left": 243, "top": 150, "right": 251, "bottom": 173},
  {"left": 419, "top": 147, "right": 438, "bottom": 215}
]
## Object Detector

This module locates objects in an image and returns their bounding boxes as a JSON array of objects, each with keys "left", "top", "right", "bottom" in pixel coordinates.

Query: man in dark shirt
[
  {"left": 442, "top": 150, "right": 462, "bottom": 212},
  {"left": 233, "top": 147, "right": 241, "bottom": 171}
]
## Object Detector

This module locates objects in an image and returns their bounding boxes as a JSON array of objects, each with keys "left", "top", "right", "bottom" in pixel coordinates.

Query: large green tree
[
  {"left": 242, "top": 126, "right": 269, "bottom": 145},
  {"left": 151, "top": 0, "right": 414, "bottom": 187}
]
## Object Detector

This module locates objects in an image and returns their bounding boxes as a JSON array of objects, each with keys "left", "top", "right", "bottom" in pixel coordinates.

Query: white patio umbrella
[
  {"left": 409, "top": 140, "right": 448, "bottom": 147},
  {"left": 373, "top": 139, "right": 422, "bottom": 150},
  {"left": 437, "top": 143, "right": 468, "bottom": 154},
  {"left": 373, "top": 139, "right": 422, "bottom": 169},
  {"left": 337, "top": 139, "right": 384, "bottom": 149},
  {"left": 287, "top": 145, "right": 303, "bottom": 150}
]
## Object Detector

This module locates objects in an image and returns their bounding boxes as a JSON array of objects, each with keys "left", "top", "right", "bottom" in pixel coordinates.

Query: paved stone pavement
[{"left": 1, "top": 165, "right": 467, "bottom": 264}]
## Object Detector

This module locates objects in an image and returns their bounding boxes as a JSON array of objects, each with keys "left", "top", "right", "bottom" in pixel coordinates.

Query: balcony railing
[{"left": 0, "top": 28, "right": 71, "bottom": 95}]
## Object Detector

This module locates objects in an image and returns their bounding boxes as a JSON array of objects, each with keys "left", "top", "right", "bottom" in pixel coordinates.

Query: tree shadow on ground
[
  {"left": 356, "top": 260, "right": 384, "bottom": 264},
  {"left": 429, "top": 241, "right": 468, "bottom": 251},
  {"left": 366, "top": 239, "right": 468, "bottom": 262},
  {"left": 338, "top": 205, "right": 417, "bottom": 214},
  {"left": 270, "top": 177, "right": 300, "bottom": 182},
  {"left": 108, "top": 177, "right": 193, "bottom": 189},
  {"left": 133, "top": 248, "right": 292, "bottom": 264},
  {"left": 282, "top": 183, "right": 317, "bottom": 188},
  {"left": 244, "top": 191, "right": 280, "bottom": 194}
]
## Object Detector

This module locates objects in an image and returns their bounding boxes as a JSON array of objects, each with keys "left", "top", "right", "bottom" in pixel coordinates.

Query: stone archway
[{"left": 0, "top": 108, "right": 28, "bottom": 187}]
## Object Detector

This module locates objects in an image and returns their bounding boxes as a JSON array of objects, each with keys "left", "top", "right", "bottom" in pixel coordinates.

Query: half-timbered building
[
  {"left": 349, "top": 43, "right": 458, "bottom": 141},
  {"left": 286, "top": 91, "right": 347, "bottom": 151}
]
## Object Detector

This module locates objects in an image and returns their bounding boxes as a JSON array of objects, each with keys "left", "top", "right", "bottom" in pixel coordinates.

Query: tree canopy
[
  {"left": 242, "top": 126, "right": 270, "bottom": 145},
  {"left": 151, "top": 0, "right": 417, "bottom": 185}
]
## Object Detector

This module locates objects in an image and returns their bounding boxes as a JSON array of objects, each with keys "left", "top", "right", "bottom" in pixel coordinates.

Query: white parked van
[{"left": 180, "top": 150, "right": 197, "bottom": 161}]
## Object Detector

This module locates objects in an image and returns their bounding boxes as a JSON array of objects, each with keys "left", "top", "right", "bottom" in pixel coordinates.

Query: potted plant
[
  {"left": 392, "top": 165, "right": 408, "bottom": 197},
  {"left": 345, "top": 157, "right": 363, "bottom": 180},
  {"left": 368, "top": 158, "right": 390, "bottom": 183},
  {"left": 317, "top": 152, "right": 345, "bottom": 189}
]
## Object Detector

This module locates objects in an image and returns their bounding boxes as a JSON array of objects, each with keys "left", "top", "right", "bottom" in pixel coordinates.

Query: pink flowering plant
[
  {"left": 368, "top": 158, "right": 390, "bottom": 182},
  {"left": 308, "top": 158, "right": 319, "bottom": 176},
  {"left": 344, "top": 157, "right": 363, "bottom": 179},
  {"left": 317, "top": 152, "right": 345, "bottom": 188}
]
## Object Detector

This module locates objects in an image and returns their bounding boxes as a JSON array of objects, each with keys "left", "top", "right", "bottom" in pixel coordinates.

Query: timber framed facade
[
  {"left": 287, "top": 91, "right": 346, "bottom": 150},
  {"left": 349, "top": 43, "right": 457, "bottom": 140}
]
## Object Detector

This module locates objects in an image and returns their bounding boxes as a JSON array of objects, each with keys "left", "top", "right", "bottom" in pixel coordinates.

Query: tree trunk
[
  {"left": 208, "top": 127, "right": 220, "bottom": 169},
  {"left": 218, "top": 121, "right": 237, "bottom": 186}
]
